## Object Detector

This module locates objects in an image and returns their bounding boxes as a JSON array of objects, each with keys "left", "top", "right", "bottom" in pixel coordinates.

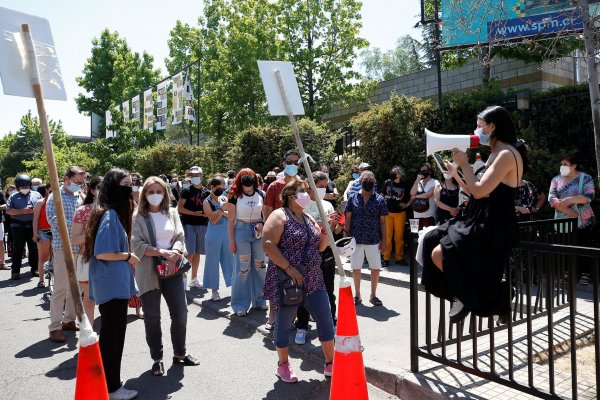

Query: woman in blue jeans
[
  {"left": 131, "top": 176, "right": 199, "bottom": 377},
  {"left": 225, "top": 168, "right": 267, "bottom": 317}
]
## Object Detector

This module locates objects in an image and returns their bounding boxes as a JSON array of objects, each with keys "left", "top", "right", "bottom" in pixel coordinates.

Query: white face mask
[
  {"left": 191, "top": 177, "right": 202, "bottom": 186},
  {"left": 443, "top": 173, "right": 452, "bottom": 180},
  {"left": 294, "top": 192, "right": 311, "bottom": 209},
  {"left": 19, "top": 188, "right": 30, "bottom": 195},
  {"left": 132, "top": 186, "right": 140, "bottom": 193},
  {"left": 560, "top": 165, "right": 571, "bottom": 177},
  {"left": 147, "top": 193, "right": 164, "bottom": 206},
  {"left": 8, "top": 190, "right": 16, "bottom": 196},
  {"left": 316, "top": 187, "right": 327, "bottom": 200}
]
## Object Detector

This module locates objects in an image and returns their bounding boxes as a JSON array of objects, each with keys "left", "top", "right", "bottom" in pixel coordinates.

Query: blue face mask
[
  {"left": 68, "top": 183, "right": 81, "bottom": 193},
  {"left": 352, "top": 172, "right": 360, "bottom": 180},
  {"left": 284, "top": 164, "right": 298, "bottom": 177},
  {"left": 475, "top": 127, "right": 491, "bottom": 146}
]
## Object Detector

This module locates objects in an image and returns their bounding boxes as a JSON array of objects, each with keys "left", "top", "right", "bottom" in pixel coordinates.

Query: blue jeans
[
  {"left": 231, "top": 221, "right": 266, "bottom": 313},
  {"left": 203, "top": 219, "right": 234, "bottom": 289},
  {"left": 274, "top": 290, "right": 334, "bottom": 348}
]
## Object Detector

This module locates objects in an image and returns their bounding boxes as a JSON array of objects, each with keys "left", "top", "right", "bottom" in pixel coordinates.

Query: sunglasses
[{"left": 284, "top": 159, "right": 298, "bottom": 165}]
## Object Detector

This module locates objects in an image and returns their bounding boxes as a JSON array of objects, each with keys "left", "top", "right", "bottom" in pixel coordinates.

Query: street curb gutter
[{"left": 192, "top": 297, "right": 449, "bottom": 399}]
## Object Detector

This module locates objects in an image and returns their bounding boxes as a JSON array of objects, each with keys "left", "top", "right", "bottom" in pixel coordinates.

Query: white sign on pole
[
  {"left": 257, "top": 61, "right": 304, "bottom": 116},
  {"left": 0, "top": 6, "right": 66, "bottom": 100}
]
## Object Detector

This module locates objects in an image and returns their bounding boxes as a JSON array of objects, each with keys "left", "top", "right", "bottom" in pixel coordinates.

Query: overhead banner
[
  {"left": 143, "top": 88, "right": 154, "bottom": 132},
  {"left": 156, "top": 81, "right": 168, "bottom": 131},
  {"left": 122, "top": 100, "right": 130, "bottom": 122},
  {"left": 440, "top": 1, "right": 597, "bottom": 47},
  {"left": 131, "top": 94, "right": 140, "bottom": 122},
  {"left": 172, "top": 72, "right": 183, "bottom": 125},
  {"left": 184, "top": 73, "right": 195, "bottom": 122}
]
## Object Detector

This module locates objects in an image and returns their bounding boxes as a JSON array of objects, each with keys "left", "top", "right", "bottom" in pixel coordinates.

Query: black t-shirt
[
  {"left": 0, "top": 191, "right": 5, "bottom": 223},
  {"left": 381, "top": 179, "right": 411, "bottom": 213},
  {"left": 179, "top": 185, "right": 210, "bottom": 225},
  {"left": 325, "top": 181, "right": 337, "bottom": 207}
]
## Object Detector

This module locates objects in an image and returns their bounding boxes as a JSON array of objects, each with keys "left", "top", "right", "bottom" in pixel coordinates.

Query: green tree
[
  {"left": 0, "top": 111, "right": 67, "bottom": 179},
  {"left": 361, "top": 35, "right": 425, "bottom": 81},
  {"left": 75, "top": 29, "right": 161, "bottom": 130},
  {"left": 276, "top": 0, "right": 370, "bottom": 120}
]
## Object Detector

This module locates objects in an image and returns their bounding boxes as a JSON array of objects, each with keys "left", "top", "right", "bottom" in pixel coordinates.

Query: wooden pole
[
  {"left": 274, "top": 70, "right": 348, "bottom": 285},
  {"left": 21, "top": 24, "right": 84, "bottom": 321}
]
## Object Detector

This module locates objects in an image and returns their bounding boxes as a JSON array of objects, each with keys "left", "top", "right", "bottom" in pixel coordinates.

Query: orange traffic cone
[
  {"left": 75, "top": 315, "right": 108, "bottom": 400},
  {"left": 330, "top": 280, "right": 368, "bottom": 400}
]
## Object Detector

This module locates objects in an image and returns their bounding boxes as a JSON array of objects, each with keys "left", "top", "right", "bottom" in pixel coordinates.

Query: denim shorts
[
  {"left": 37, "top": 229, "right": 52, "bottom": 241},
  {"left": 183, "top": 224, "right": 207, "bottom": 255}
]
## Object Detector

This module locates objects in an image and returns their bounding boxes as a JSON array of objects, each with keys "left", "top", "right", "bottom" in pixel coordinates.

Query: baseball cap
[
  {"left": 188, "top": 166, "right": 203, "bottom": 174},
  {"left": 358, "top": 162, "right": 371, "bottom": 170}
]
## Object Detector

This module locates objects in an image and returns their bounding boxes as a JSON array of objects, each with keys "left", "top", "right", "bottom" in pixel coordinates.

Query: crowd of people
[{"left": 0, "top": 108, "right": 597, "bottom": 397}]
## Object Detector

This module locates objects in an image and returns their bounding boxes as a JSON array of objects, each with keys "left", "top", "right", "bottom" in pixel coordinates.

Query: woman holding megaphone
[{"left": 420, "top": 105, "right": 527, "bottom": 323}]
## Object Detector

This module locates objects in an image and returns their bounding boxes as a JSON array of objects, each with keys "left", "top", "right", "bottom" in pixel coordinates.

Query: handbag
[
  {"left": 278, "top": 213, "right": 311, "bottom": 306},
  {"left": 144, "top": 215, "right": 191, "bottom": 279},
  {"left": 412, "top": 181, "right": 430, "bottom": 213},
  {"left": 554, "top": 173, "right": 585, "bottom": 233}
]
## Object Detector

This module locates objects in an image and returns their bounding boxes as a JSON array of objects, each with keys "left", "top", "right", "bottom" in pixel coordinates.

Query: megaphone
[{"left": 425, "top": 128, "right": 480, "bottom": 155}]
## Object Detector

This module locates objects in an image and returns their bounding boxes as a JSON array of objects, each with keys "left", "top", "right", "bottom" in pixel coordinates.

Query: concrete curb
[{"left": 191, "top": 296, "right": 449, "bottom": 399}]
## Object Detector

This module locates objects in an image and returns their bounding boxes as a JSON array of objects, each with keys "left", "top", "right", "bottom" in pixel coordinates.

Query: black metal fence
[{"left": 410, "top": 218, "right": 600, "bottom": 399}]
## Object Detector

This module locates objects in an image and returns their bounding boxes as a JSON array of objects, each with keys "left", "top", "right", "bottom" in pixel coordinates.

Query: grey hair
[{"left": 359, "top": 171, "right": 375, "bottom": 182}]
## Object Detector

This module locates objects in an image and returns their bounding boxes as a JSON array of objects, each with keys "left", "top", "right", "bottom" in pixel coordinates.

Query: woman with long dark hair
[
  {"left": 70, "top": 176, "right": 102, "bottom": 322},
  {"left": 224, "top": 168, "right": 267, "bottom": 317},
  {"left": 85, "top": 169, "right": 139, "bottom": 400},
  {"left": 421, "top": 106, "right": 527, "bottom": 323}
]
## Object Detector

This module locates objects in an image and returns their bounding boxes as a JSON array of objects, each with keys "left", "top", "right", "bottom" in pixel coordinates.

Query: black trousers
[
  {"left": 99, "top": 299, "right": 128, "bottom": 393},
  {"left": 296, "top": 250, "right": 337, "bottom": 329},
  {"left": 11, "top": 224, "right": 38, "bottom": 275}
]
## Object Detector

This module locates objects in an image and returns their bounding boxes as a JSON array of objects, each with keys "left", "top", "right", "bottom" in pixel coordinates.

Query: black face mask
[
  {"left": 117, "top": 185, "right": 133, "bottom": 198},
  {"left": 390, "top": 172, "right": 399, "bottom": 180},
  {"left": 419, "top": 171, "right": 430, "bottom": 178},
  {"left": 265, "top": 178, "right": 275, "bottom": 184},
  {"left": 214, "top": 188, "right": 224, "bottom": 196},
  {"left": 241, "top": 176, "right": 255, "bottom": 187},
  {"left": 362, "top": 181, "right": 374, "bottom": 192}
]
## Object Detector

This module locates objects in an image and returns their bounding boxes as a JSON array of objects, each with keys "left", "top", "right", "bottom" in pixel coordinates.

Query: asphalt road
[{"left": 0, "top": 263, "right": 396, "bottom": 400}]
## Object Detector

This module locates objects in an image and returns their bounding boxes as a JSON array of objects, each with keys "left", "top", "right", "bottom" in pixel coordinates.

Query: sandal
[
  {"left": 369, "top": 296, "right": 383, "bottom": 306},
  {"left": 353, "top": 296, "right": 362, "bottom": 305},
  {"left": 173, "top": 354, "right": 200, "bottom": 366},
  {"left": 265, "top": 321, "right": 275, "bottom": 331},
  {"left": 151, "top": 360, "right": 164, "bottom": 376},
  {"left": 37, "top": 281, "right": 45, "bottom": 288}
]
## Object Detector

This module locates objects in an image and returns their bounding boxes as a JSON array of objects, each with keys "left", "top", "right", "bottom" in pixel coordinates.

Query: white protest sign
[
  {"left": 257, "top": 61, "right": 304, "bottom": 116},
  {"left": 0, "top": 6, "right": 66, "bottom": 100}
]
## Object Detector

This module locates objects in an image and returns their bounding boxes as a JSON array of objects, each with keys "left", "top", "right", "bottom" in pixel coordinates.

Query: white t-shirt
[
  {"left": 414, "top": 179, "right": 438, "bottom": 219},
  {"left": 305, "top": 200, "right": 334, "bottom": 224},
  {"left": 232, "top": 191, "right": 264, "bottom": 221},
  {"left": 150, "top": 211, "right": 175, "bottom": 249}
]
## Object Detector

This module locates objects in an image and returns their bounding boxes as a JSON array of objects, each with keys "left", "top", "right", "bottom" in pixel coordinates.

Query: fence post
[{"left": 410, "top": 231, "right": 419, "bottom": 372}]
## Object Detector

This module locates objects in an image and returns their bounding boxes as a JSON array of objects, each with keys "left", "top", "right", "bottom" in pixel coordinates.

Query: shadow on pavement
[
  {"left": 127, "top": 362, "right": 184, "bottom": 399},
  {"left": 222, "top": 320, "right": 254, "bottom": 340},
  {"left": 16, "top": 335, "right": 77, "bottom": 360},
  {"left": 194, "top": 307, "right": 220, "bottom": 321},
  {"left": 355, "top": 304, "right": 400, "bottom": 321},
  {"left": 0, "top": 275, "right": 33, "bottom": 289},
  {"left": 16, "top": 285, "right": 48, "bottom": 298},
  {"left": 263, "top": 378, "right": 329, "bottom": 400},
  {"left": 45, "top": 353, "right": 78, "bottom": 380}
]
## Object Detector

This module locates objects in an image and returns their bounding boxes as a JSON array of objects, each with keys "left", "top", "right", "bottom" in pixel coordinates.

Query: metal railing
[{"left": 410, "top": 218, "right": 600, "bottom": 399}]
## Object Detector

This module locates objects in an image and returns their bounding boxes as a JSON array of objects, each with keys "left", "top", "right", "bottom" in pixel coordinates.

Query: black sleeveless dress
[{"left": 421, "top": 180, "right": 518, "bottom": 317}]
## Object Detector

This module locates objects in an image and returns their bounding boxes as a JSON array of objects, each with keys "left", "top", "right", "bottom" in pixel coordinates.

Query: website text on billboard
[{"left": 488, "top": 11, "right": 583, "bottom": 40}]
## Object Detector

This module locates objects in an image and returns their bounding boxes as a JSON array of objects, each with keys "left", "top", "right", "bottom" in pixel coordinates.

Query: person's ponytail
[{"left": 513, "top": 139, "right": 529, "bottom": 174}]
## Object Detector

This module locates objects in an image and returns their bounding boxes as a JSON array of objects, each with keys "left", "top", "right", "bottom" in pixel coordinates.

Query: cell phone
[
  {"left": 432, "top": 153, "right": 448, "bottom": 172},
  {"left": 336, "top": 200, "right": 347, "bottom": 214}
]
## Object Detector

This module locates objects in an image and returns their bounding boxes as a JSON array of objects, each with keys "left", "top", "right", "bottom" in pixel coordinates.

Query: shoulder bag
[
  {"left": 278, "top": 213, "right": 311, "bottom": 306},
  {"left": 412, "top": 181, "right": 430, "bottom": 213},
  {"left": 144, "top": 214, "right": 191, "bottom": 279}
]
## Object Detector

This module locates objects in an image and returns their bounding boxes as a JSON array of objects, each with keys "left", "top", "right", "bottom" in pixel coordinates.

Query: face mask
[
  {"left": 265, "top": 178, "right": 275, "bottom": 184},
  {"left": 19, "top": 188, "right": 30, "bottom": 195},
  {"left": 362, "top": 181, "right": 374, "bottom": 192},
  {"left": 419, "top": 171, "right": 430, "bottom": 178},
  {"left": 117, "top": 185, "right": 133, "bottom": 198},
  {"left": 475, "top": 127, "right": 491, "bottom": 146},
  {"left": 316, "top": 187, "right": 327, "bottom": 200},
  {"left": 68, "top": 183, "right": 81, "bottom": 193},
  {"left": 241, "top": 175, "right": 255, "bottom": 187},
  {"left": 132, "top": 185, "right": 140, "bottom": 193},
  {"left": 214, "top": 188, "right": 224, "bottom": 196},
  {"left": 284, "top": 164, "right": 298, "bottom": 177},
  {"left": 147, "top": 193, "right": 164, "bottom": 206},
  {"left": 8, "top": 190, "right": 16, "bottom": 196},
  {"left": 352, "top": 172, "right": 360, "bottom": 180},
  {"left": 560, "top": 165, "right": 571, "bottom": 177},
  {"left": 32, "top": 185, "right": 39, "bottom": 191},
  {"left": 191, "top": 177, "right": 202, "bottom": 186},
  {"left": 294, "top": 192, "right": 311, "bottom": 209},
  {"left": 443, "top": 173, "right": 452, "bottom": 180}
]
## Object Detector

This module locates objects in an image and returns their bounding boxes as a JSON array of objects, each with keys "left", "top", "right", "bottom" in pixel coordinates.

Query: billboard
[{"left": 441, "top": 0, "right": 600, "bottom": 47}]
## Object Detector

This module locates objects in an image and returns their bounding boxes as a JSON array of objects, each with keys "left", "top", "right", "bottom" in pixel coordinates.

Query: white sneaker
[
  {"left": 448, "top": 298, "right": 464, "bottom": 318},
  {"left": 189, "top": 278, "right": 202, "bottom": 288},
  {"left": 295, "top": 329, "right": 307, "bottom": 345},
  {"left": 109, "top": 386, "right": 138, "bottom": 400},
  {"left": 184, "top": 279, "right": 190, "bottom": 292},
  {"left": 211, "top": 291, "right": 221, "bottom": 301}
]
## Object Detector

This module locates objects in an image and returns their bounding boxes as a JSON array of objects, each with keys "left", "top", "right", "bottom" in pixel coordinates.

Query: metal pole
[
  {"left": 434, "top": 0, "right": 443, "bottom": 106},
  {"left": 196, "top": 61, "right": 201, "bottom": 146},
  {"left": 274, "top": 70, "right": 348, "bottom": 285}
]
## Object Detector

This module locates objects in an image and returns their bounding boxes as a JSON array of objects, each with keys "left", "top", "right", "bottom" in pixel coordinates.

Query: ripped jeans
[{"left": 231, "top": 221, "right": 267, "bottom": 313}]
